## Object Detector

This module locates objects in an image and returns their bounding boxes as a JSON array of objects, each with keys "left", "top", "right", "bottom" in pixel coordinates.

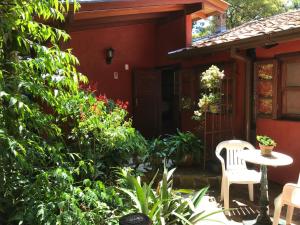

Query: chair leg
[
  {"left": 224, "top": 180, "right": 230, "bottom": 215},
  {"left": 286, "top": 205, "right": 294, "bottom": 225},
  {"left": 272, "top": 201, "right": 282, "bottom": 225},
  {"left": 248, "top": 183, "right": 254, "bottom": 201},
  {"left": 220, "top": 177, "right": 224, "bottom": 201}
]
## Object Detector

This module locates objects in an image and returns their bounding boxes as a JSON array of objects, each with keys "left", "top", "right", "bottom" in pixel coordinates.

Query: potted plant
[
  {"left": 257, "top": 135, "right": 276, "bottom": 156},
  {"left": 147, "top": 131, "right": 203, "bottom": 168},
  {"left": 166, "top": 130, "right": 203, "bottom": 167}
]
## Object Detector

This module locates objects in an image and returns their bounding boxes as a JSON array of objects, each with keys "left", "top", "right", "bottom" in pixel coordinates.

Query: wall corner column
[
  {"left": 185, "top": 15, "right": 192, "bottom": 47},
  {"left": 230, "top": 47, "right": 253, "bottom": 141}
]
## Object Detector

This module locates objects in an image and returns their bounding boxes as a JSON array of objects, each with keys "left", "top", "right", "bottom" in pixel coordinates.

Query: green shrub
[
  {"left": 147, "top": 130, "right": 203, "bottom": 169},
  {"left": 67, "top": 91, "right": 148, "bottom": 180},
  {"left": 166, "top": 130, "right": 203, "bottom": 163},
  {"left": 17, "top": 169, "right": 128, "bottom": 225}
]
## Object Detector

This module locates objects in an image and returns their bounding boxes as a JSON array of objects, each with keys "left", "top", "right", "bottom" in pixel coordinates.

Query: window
[
  {"left": 254, "top": 53, "right": 300, "bottom": 120},
  {"left": 280, "top": 56, "right": 300, "bottom": 118}
]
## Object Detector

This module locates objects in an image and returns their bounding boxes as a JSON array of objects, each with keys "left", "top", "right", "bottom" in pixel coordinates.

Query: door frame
[{"left": 132, "top": 64, "right": 181, "bottom": 137}]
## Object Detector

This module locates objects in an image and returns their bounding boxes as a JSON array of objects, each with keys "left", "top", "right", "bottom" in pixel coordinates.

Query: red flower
[
  {"left": 96, "top": 94, "right": 108, "bottom": 104},
  {"left": 116, "top": 99, "right": 129, "bottom": 110},
  {"left": 79, "top": 82, "right": 98, "bottom": 93}
]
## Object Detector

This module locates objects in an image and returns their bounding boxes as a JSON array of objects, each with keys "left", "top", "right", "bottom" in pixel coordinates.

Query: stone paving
[
  {"left": 173, "top": 167, "right": 300, "bottom": 225},
  {"left": 196, "top": 183, "right": 300, "bottom": 225}
]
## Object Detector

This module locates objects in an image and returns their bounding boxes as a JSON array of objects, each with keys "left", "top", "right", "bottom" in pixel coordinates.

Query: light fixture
[
  {"left": 264, "top": 42, "right": 278, "bottom": 49},
  {"left": 106, "top": 47, "right": 114, "bottom": 64}
]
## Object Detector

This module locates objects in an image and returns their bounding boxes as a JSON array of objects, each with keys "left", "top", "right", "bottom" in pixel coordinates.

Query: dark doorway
[
  {"left": 133, "top": 70, "right": 161, "bottom": 138},
  {"left": 161, "top": 69, "right": 179, "bottom": 135},
  {"left": 133, "top": 68, "right": 180, "bottom": 139}
]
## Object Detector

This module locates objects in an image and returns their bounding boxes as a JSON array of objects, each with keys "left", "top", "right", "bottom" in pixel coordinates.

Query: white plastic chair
[
  {"left": 215, "top": 140, "right": 261, "bottom": 213},
  {"left": 272, "top": 173, "right": 300, "bottom": 225}
]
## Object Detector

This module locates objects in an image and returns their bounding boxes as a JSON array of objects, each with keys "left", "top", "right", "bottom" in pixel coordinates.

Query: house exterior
[
  {"left": 169, "top": 10, "right": 300, "bottom": 184},
  {"left": 65, "top": 0, "right": 229, "bottom": 137},
  {"left": 66, "top": 1, "right": 299, "bottom": 184}
]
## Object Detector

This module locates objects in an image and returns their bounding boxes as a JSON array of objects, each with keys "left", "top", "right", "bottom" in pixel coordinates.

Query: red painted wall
[
  {"left": 69, "top": 23, "right": 157, "bottom": 114},
  {"left": 156, "top": 17, "right": 187, "bottom": 66},
  {"left": 256, "top": 40, "right": 300, "bottom": 184},
  {"left": 68, "top": 17, "right": 189, "bottom": 114}
]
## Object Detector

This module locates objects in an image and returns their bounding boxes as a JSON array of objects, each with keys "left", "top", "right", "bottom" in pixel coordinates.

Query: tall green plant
[
  {"left": 118, "top": 166, "right": 223, "bottom": 225},
  {"left": 0, "top": 0, "right": 145, "bottom": 224}
]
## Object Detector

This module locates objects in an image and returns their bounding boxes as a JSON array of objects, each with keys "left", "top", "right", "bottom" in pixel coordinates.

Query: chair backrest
[{"left": 216, "top": 140, "right": 255, "bottom": 172}]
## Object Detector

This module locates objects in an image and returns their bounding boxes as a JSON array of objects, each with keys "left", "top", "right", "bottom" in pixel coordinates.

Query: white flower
[{"left": 201, "top": 65, "right": 224, "bottom": 89}]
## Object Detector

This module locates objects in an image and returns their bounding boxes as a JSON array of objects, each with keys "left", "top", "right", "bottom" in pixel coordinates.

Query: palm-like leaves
[{"left": 119, "top": 165, "right": 223, "bottom": 225}]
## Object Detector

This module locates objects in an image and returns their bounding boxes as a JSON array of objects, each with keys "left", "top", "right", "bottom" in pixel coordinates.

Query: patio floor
[
  {"left": 195, "top": 182, "right": 300, "bottom": 225},
  {"left": 173, "top": 167, "right": 300, "bottom": 225}
]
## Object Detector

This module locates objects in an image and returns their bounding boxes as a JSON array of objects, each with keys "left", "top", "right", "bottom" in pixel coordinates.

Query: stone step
[
  {"left": 143, "top": 166, "right": 222, "bottom": 189},
  {"left": 173, "top": 167, "right": 221, "bottom": 189}
]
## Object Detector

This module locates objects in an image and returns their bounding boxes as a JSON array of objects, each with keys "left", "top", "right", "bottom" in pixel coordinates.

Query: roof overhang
[
  {"left": 168, "top": 27, "right": 300, "bottom": 59},
  {"left": 68, "top": 0, "right": 228, "bottom": 30}
]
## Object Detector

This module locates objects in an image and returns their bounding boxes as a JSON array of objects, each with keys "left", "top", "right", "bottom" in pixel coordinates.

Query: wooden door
[{"left": 133, "top": 70, "right": 161, "bottom": 138}]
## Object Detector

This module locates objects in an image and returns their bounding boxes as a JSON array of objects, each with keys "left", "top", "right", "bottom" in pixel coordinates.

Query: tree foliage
[
  {"left": 192, "top": 18, "right": 216, "bottom": 39},
  {"left": 0, "top": 0, "right": 146, "bottom": 224},
  {"left": 226, "top": 0, "right": 286, "bottom": 28},
  {"left": 192, "top": 0, "right": 289, "bottom": 39},
  {"left": 289, "top": 0, "right": 300, "bottom": 9}
]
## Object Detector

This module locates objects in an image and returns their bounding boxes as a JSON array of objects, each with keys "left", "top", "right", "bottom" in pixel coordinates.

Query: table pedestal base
[
  {"left": 254, "top": 165, "right": 272, "bottom": 225},
  {"left": 253, "top": 212, "right": 272, "bottom": 225}
]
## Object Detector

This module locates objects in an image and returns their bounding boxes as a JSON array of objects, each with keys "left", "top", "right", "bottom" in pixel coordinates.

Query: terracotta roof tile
[{"left": 193, "top": 10, "right": 300, "bottom": 48}]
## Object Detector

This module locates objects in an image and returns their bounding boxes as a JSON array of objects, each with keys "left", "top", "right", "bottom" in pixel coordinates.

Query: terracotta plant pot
[
  {"left": 259, "top": 144, "right": 274, "bottom": 156},
  {"left": 176, "top": 154, "right": 194, "bottom": 167}
]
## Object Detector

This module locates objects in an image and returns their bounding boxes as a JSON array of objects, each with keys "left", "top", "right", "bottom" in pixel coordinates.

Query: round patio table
[{"left": 238, "top": 149, "right": 293, "bottom": 225}]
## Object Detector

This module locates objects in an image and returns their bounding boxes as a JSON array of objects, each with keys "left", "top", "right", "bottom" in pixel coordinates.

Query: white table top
[{"left": 238, "top": 149, "right": 293, "bottom": 167}]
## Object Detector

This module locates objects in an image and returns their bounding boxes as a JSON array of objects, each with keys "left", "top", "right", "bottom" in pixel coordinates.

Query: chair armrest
[{"left": 215, "top": 153, "right": 226, "bottom": 174}]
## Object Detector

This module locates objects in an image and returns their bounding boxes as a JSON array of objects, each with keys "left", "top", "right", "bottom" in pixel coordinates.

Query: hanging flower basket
[{"left": 193, "top": 65, "right": 224, "bottom": 121}]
